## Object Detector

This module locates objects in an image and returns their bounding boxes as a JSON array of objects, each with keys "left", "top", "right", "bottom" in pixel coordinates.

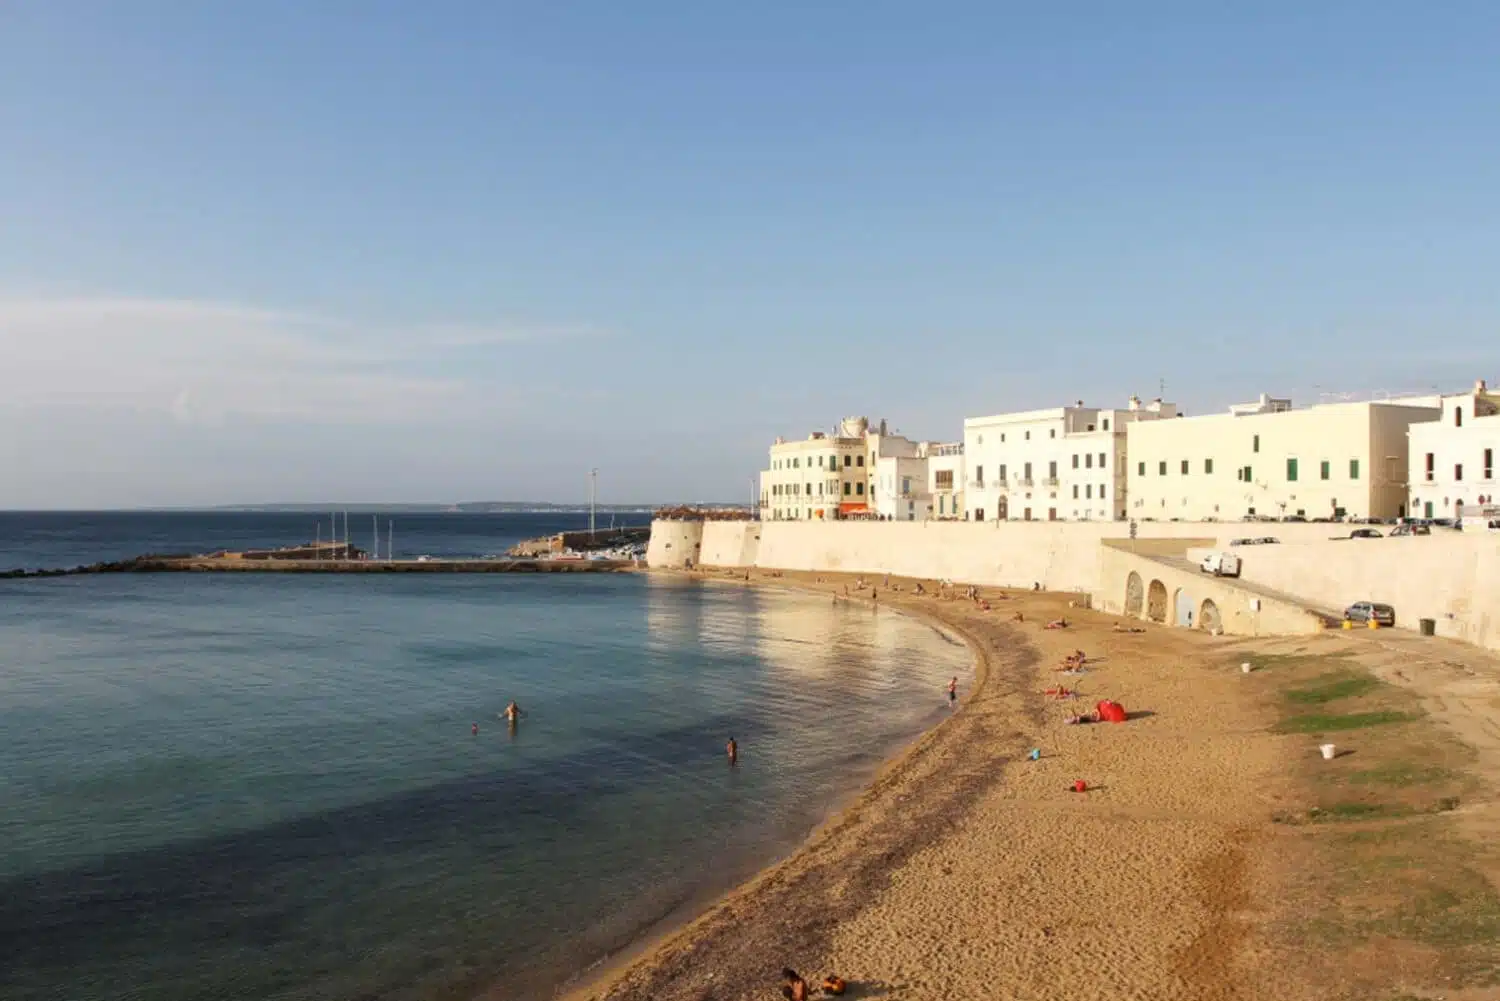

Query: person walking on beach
[
  {"left": 948, "top": 677, "right": 958, "bottom": 704},
  {"left": 726, "top": 737, "right": 738, "bottom": 765}
]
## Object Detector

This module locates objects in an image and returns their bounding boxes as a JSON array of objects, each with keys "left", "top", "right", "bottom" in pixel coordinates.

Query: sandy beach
[{"left": 560, "top": 567, "right": 1500, "bottom": 1001}]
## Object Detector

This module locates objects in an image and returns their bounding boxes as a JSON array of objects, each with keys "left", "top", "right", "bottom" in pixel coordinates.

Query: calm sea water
[{"left": 0, "top": 514, "right": 970, "bottom": 1001}]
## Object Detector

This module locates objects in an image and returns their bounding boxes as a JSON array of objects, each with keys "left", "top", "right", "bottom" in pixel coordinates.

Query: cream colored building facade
[
  {"left": 962, "top": 397, "right": 1177, "bottom": 522},
  {"left": 1407, "top": 382, "right": 1500, "bottom": 522},
  {"left": 759, "top": 417, "right": 925, "bottom": 521},
  {"left": 1126, "top": 394, "right": 1441, "bottom": 522},
  {"left": 927, "top": 444, "right": 965, "bottom": 519}
]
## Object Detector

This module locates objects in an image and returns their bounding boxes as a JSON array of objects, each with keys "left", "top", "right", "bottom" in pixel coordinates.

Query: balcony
[
  {"left": 1041, "top": 477, "right": 1060, "bottom": 487},
  {"left": 968, "top": 480, "right": 987, "bottom": 489},
  {"left": 1015, "top": 477, "right": 1034, "bottom": 487}
]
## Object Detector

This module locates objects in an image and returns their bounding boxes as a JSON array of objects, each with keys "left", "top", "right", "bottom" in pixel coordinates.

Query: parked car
[
  {"left": 1349, "top": 528, "right": 1383, "bottom": 539},
  {"left": 1282, "top": 514, "right": 1307, "bottom": 522},
  {"left": 1256, "top": 536, "right": 1280, "bottom": 545},
  {"left": 1199, "top": 551, "right": 1242, "bottom": 577},
  {"left": 1343, "top": 601, "right": 1395, "bottom": 626},
  {"left": 1389, "top": 524, "right": 1430, "bottom": 537}
]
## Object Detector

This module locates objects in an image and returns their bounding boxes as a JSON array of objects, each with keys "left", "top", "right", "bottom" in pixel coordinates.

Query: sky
[{"left": 2, "top": 2, "right": 1498, "bottom": 508}]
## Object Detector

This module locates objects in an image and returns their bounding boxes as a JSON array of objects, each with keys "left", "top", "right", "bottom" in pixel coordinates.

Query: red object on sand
[
  {"left": 1096, "top": 700, "right": 1127, "bottom": 723},
  {"left": 1072, "top": 779, "right": 1087, "bottom": 793}
]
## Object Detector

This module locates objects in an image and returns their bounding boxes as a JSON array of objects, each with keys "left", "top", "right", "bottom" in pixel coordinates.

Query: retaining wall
[{"left": 1205, "top": 535, "right": 1500, "bottom": 651}]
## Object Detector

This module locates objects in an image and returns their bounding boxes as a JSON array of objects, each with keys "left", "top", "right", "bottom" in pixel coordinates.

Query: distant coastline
[{"left": 1, "top": 503, "right": 738, "bottom": 515}]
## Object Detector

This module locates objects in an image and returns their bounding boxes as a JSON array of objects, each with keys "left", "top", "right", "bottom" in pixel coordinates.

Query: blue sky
[{"left": 2, "top": 2, "right": 1497, "bottom": 507}]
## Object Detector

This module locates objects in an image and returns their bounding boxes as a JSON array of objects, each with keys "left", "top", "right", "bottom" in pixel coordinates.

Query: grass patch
[
  {"left": 1310, "top": 802, "right": 1410, "bottom": 822},
  {"left": 1278, "top": 710, "right": 1415, "bottom": 734},
  {"left": 1285, "top": 672, "right": 1381, "bottom": 705},
  {"left": 1346, "top": 764, "right": 1457, "bottom": 788}
]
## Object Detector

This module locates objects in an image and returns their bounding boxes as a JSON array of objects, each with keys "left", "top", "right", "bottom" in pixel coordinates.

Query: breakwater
[{"left": 1, "top": 556, "right": 632, "bottom": 579}]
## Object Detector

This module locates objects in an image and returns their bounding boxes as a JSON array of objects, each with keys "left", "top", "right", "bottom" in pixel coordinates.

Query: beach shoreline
[{"left": 553, "top": 568, "right": 1038, "bottom": 1001}]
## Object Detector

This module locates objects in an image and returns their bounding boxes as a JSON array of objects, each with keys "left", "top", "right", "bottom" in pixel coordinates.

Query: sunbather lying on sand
[{"left": 1044, "top": 618, "right": 1069, "bottom": 630}]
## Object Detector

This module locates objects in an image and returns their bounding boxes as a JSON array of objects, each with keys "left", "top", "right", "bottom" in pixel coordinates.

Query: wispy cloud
[{"left": 0, "top": 296, "right": 609, "bottom": 425}]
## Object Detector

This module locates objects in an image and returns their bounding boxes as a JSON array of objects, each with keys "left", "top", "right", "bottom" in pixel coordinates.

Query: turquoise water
[{"left": 0, "top": 525, "right": 969, "bottom": 1000}]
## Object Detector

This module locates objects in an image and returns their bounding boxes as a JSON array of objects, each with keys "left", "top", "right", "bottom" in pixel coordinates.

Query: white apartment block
[
  {"left": 1408, "top": 381, "right": 1500, "bottom": 522},
  {"left": 1126, "top": 394, "right": 1441, "bottom": 522},
  {"left": 963, "top": 397, "right": 1177, "bottom": 522},
  {"left": 927, "top": 443, "right": 965, "bottom": 519},
  {"left": 759, "top": 417, "right": 928, "bottom": 521}
]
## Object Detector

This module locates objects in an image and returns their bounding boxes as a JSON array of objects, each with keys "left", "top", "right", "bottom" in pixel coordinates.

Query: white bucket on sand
[
  {"left": 1241, "top": 662, "right": 1252, "bottom": 674},
  {"left": 1319, "top": 743, "right": 1337, "bottom": 760}
]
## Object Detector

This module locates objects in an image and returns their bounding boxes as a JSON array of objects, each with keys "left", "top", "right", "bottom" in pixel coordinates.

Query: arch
[
  {"left": 1199, "top": 598, "right": 1222, "bottom": 633},
  {"left": 1173, "top": 587, "right": 1195, "bottom": 627},
  {"left": 1147, "top": 579, "right": 1168, "bottom": 623},
  {"left": 1124, "top": 571, "right": 1144, "bottom": 617}
]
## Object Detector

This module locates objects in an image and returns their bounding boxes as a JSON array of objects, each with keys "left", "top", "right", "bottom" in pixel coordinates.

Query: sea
[{"left": 0, "top": 512, "right": 970, "bottom": 1001}]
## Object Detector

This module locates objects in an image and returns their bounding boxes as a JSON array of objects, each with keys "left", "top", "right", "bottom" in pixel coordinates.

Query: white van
[{"left": 1199, "top": 551, "right": 1242, "bottom": 578}]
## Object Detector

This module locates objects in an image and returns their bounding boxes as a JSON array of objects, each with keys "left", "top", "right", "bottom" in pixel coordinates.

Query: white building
[
  {"left": 759, "top": 417, "right": 929, "bottom": 521},
  {"left": 1126, "top": 393, "right": 1441, "bottom": 522},
  {"left": 1408, "top": 381, "right": 1500, "bottom": 522},
  {"left": 962, "top": 397, "right": 1178, "bottom": 522},
  {"left": 927, "top": 443, "right": 965, "bottom": 520}
]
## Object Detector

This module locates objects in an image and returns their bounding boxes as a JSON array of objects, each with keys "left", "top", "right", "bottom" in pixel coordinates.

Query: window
[
  {"left": 1049, "top": 428, "right": 1056, "bottom": 439},
  {"left": 1349, "top": 459, "right": 1360, "bottom": 480},
  {"left": 1098, "top": 452, "right": 1106, "bottom": 467},
  {"left": 1425, "top": 453, "right": 1434, "bottom": 481},
  {"left": 1243, "top": 465, "right": 1253, "bottom": 482},
  {"left": 1102, "top": 418, "right": 1110, "bottom": 431},
  {"left": 1048, "top": 460, "right": 1057, "bottom": 479},
  {"left": 1025, "top": 431, "right": 1031, "bottom": 440},
  {"left": 1455, "top": 464, "right": 1464, "bottom": 482},
  {"left": 1158, "top": 461, "right": 1167, "bottom": 475},
  {"left": 1072, "top": 454, "right": 1079, "bottom": 468},
  {"left": 1180, "top": 460, "right": 1189, "bottom": 475},
  {"left": 1485, "top": 448, "right": 1494, "bottom": 479},
  {"left": 975, "top": 464, "right": 984, "bottom": 486},
  {"left": 1287, "top": 458, "right": 1299, "bottom": 482},
  {"left": 935, "top": 470, "right": 954, "bottom": 489},
  {"left": 856, "top": 482, "right": 864, "bottom": 495},
  {"left": 856, "top": 455, "right": 864, "bottom": 467},
  {"left": 792, "top": 458, "right": 799, "bottom": 469},
  {"left": 901, "top": 476, "right": 912, "bottom": 495},
  {"left": 1253, "top": 434, "right": 1260, "bottom": 453},
  {"left": 1456, "top": 406, "right": 1464, "bottom": 427},
  {"left": 998, "top": 463, "right": 1007, "bottom": 481},
  {"left": 1024, "top": 461, "right": 1033, "bottom": 480},
  {"left": 1085, "top": 484, "right": 1093, "bottom": 499},
  {"left": 1138, "top": 461, "right": 1145, "bottom": 475},
  {"left": 1205, "top": 458, "right": 1214, "bottom": 474},
  {"left": 1320, "top": 460, "right": 1330, "bottom": 480},
  {"left": 1000, "top": 433, "right": 1006, "bottom": 442},
  {"left": 1099, "top": 484, "right": 1107, "bottom": 499},
  {"left": 1072, "top": 485, "right": 1079, "bottom": 499},
  {"left": 843, "top": 482, "right": 851, "bottom": 496},
  {"left": 1085, "top": 453, "right": 1093, "bottom": 469},
  {"left": 844, "top": 455, "right": 851, "bottom": 467}
]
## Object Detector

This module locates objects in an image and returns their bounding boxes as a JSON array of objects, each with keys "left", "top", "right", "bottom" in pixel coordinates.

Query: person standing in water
[
  {"left": 948, "top": 677, "right": 958, "bottom": 704},
  {"left": 726, "top": 737, "right": 738, "bottom": 765},
  {"left": 503, "top": 701, "right": 521, "bottom": 724}
]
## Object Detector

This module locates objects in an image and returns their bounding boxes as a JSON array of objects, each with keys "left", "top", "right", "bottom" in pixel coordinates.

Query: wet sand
[{"left": 556, "top": 567, "right": 1327, "bottom": 1001}]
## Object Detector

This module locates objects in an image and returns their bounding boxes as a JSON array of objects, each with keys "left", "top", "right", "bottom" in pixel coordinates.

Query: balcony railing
[
  {"left": 1042, "top": 477, "right": 1060, "bottom": 487},
  {"left": 1016, "top": 477, "right": 1034, "bottom": 487},
  {"left": 968, "top": 480, "right": 987, "bottom": 489}
]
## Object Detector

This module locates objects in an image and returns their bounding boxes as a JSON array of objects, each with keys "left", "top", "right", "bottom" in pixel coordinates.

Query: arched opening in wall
[
  {"left": 1125, "top": 572, "right": 1144, "bottom": 617},
  {"left": 1147, "top": 579, "right": 1168, "bottom": 623},
  {"left": 1173, "top": 587, "right": 1195, "bottom": 627},
  {"left": 997, "top": 497, "right": 1009, "bottom": 520},
  {"left": 1199, "top": 598, "right": 1222, "bottom": 633}
]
